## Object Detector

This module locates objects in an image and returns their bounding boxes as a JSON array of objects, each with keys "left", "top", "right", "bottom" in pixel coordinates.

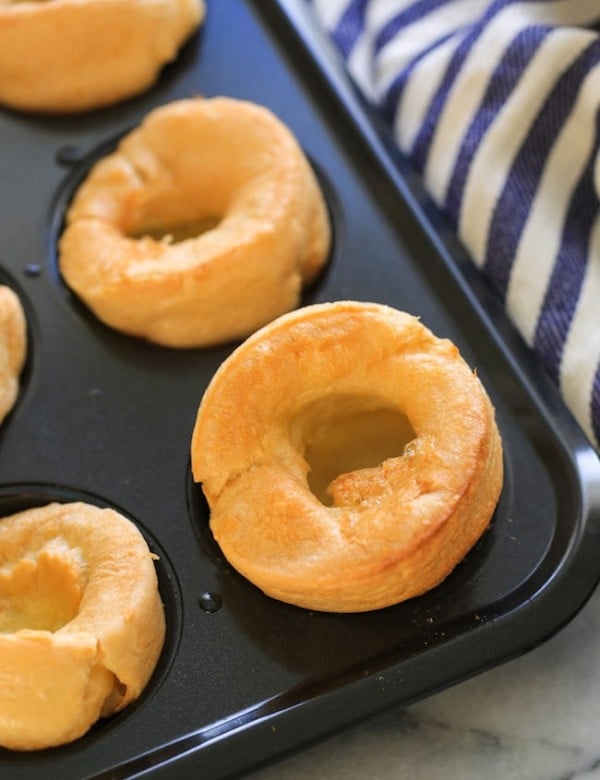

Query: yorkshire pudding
[
  {"left": 191, "top": 301, "right": 503, "bottom": 613},
  {"left": 59, "top": 97, "right": 331, "bottom": 347},
  {"left": 0, "top": 0, "right": 204, "bottom": 113},
  {"left": 0, "top": 285, "right": 26, "bottom": 425},
  {"left": 0, "top": 502, "right": 166, "bottom": 751}
]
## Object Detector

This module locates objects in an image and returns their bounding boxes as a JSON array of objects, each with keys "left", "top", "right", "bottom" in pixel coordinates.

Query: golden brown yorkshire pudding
[
  {"left": 59, "top": 97, "right": 331, "bottom": 348},
  {"left": 191, "top": 301, "right": 503, "bottom": 613},
  {"left": 0, "top": 502, "right": 166, "bottom": 751},
  {"left": 0, "top": 0, "right": 204, "bottom": 113},
  {"left": 0, "top": 285, "right": 26, "bottom": 425}
]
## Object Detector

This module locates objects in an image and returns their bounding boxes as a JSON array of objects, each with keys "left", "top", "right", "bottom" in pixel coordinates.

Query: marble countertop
[{"left": 249, "top": 582, "right": 600, "bottom": 779}]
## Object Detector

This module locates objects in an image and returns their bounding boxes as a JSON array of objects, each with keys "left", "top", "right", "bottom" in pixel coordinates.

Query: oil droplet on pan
[
  {"left": 199, "top": 592, "right": 222, "bottom": 613},
  {"left": 55, "top": 144, "right": 86, "bottom": 166},
  {"left": 24, "top": 263, "right": 42, "bottom": 278}
]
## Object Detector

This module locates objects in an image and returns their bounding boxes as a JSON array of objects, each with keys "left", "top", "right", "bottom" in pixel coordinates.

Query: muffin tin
[{"left": 1, "top": 0, "right": 600, "bottom": 777}]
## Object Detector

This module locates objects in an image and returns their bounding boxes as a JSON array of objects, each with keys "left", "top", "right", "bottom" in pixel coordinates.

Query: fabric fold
[{"left": 310, "top": 0, "right": 600, "bottom": 451}]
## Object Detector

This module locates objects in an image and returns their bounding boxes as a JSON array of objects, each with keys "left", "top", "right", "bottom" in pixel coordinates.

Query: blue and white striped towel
[{"left": 309, "top": 0, "right": 600, "bottom": 452}]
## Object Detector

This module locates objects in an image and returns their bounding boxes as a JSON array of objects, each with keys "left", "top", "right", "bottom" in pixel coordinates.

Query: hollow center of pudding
[
  {"left": 302, "top": 398, "right": 416, "bottom": 506},
  {"left": 130, "top": 215, "right": 222, "bottom": 244},
  {"left": 0, "top": 540, "right": 86, "bottom": 633}
]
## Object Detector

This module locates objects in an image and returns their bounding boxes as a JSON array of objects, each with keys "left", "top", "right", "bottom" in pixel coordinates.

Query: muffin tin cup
[{"left": 1, "top": 0, "right": 599, "bottom": 777}]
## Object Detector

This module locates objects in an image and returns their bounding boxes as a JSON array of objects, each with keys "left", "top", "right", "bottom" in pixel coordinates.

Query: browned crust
[
  {"left": 191, "top": 301, "right": 503, "bottom": 612},
  {"left": 0, "top": 285, "right": 26, "bottom": 425},
  {"left": 59, "top": 97, "right": 331, "bottom": 347},
  {"left": 0, "top": 502, "right": 166, "bottom": 750},
  {"left": 0, "top": 0, "right": 204, "bottom": 113}
]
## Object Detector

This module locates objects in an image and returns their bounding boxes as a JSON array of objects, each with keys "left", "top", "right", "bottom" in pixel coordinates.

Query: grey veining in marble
[{"left": 248, "top": 583, "right": 600, "bottom": 779}]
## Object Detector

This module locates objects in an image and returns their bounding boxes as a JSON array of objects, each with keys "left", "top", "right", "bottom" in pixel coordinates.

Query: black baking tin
[{"left": 1, "top": 1, "right": 599, "bottom": 778}]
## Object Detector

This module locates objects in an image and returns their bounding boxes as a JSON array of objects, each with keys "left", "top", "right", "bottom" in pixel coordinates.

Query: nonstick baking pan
[{"left": 1, "top": 1, "right": 600, "bottom": 778}]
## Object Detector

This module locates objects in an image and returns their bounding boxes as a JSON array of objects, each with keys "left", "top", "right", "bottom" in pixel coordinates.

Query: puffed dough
[
  {"left": 0, "top": 502, "right": 166, "bottom": 751},
  {"left": 0, "top": 0, "right": 204, "bottom": 113},
  {"left": 0, "top": 285, "right": 26, "bottom": 425},
  {"left": 59, "top": 97, "right": 331, "bottom": 347},
  {"left": 191, "top": 301, "right": 503, "bottom": 613}
]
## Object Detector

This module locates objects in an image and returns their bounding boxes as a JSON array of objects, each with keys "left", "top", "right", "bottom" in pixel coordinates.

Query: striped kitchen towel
[{"left": 309, "top": 0, "right": 600, "bottom": 452}]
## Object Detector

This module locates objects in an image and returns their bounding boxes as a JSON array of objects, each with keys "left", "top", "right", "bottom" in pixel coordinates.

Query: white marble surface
[{"left": 249, "top": 583, "right": 600, "bottom": 780}]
